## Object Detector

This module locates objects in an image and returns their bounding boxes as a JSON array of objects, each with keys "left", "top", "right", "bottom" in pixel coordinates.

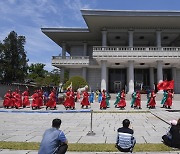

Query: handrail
[
  {"left": 52, "top": 56, "right": 89, "bottom": 59},
  {"left": 93, "top": 46, "right": 180, "bottom": 52}
]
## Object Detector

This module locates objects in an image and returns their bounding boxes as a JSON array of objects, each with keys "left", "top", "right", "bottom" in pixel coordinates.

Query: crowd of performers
[
  {"left": 3, "top": 87, "right": 174, "bottom": 110},
  {"left": 3, "top": 88, "right": 57, "bottom": 110}
]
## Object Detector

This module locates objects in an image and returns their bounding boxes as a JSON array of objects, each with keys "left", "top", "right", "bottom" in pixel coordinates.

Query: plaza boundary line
[{"left": 0, "top": 109, "right": 91, "bottom": 114}]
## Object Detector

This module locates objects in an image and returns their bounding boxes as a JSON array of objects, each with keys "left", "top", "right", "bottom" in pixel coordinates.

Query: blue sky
[{"left": 0, "top": 0, "right": 180, "bottom": 71}]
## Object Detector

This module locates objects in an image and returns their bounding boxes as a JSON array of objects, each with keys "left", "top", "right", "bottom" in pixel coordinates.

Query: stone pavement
[{"left": 0, "top": 94, "right": 179, "bottom": 153}]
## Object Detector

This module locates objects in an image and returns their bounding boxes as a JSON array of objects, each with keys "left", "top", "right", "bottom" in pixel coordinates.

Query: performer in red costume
[
  {"left": 69, "top": 90, "right": 75, "bottom": 110},
  {"left": 134, "top": 91, "right": 142, "bottom": 109},
  {"left": 76, "top": 91, "right": 81, "bottom": 101},
  {"left": 117, "top": 90, "right": 126, "bottom": 109},
  {"left": 14, "top": 90, "right": 22, "bottom": 109},
  {"left": 31, "top": 90, "right": 40, "bottom": 110},
  {"left": 148, "top": 90, "right": 156, "bottom": 109},
  {"left": 81, "top": 88, "right": 90, "bottom": 109},
  {"left": 100, "top": 89, "right": 107, "bottom": 110},
  {"left": 11, "top": 90, "right": 17, "bottom": 108},
  {"left": 164, "top": 90, "right": 173, "bottom": 109},
  {"left": 63, "top": 88, "right": 71, "bottom": 110},
  {"left": 46, "top": 90, "right": 56, "bottom": 110},
  {"left": 3, "top": 90, "right": 13, "bottom": 108},
  {"left": 22, "top": 88, "right": 30, "bottom": 108},
  {"left": 38, "top": 89, "right": 43, "bottom": 107}
]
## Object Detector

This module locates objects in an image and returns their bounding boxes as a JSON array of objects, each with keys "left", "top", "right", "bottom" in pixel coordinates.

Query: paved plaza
[{"left": 0, "top": 94, "right": 179, "bottom": 153}]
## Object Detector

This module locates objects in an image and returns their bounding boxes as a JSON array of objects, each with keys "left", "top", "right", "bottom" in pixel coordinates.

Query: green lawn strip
[{"left": 0, "top": 142, "right": 177, "bottom": 152}]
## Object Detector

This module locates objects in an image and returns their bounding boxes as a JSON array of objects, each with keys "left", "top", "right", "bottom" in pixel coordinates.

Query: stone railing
[
  {"left": 52, "top": 56, "right": 90, "bottom": 65},
  {"left": 93, "top": 46, "right": 180, "bottom": 58}
]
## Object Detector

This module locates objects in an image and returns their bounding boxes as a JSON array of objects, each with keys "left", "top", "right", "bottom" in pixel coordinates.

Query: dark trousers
[
  {"left": 56, "top": 144, "right": 68, "bottom": 154},
  {"left": 117, "top": 146, "right": 132, "bottom": 152},
  {"left": 162, "top": 135, "right": 172, "bottom": 147},
  {"left": 116, "top": 138, "right": 136, "bottom": 153}
]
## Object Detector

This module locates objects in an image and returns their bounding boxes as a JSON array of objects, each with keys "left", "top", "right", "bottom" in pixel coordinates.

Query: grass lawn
[{"left": 0, "top": 142, "right": 178, "bottom": 152}]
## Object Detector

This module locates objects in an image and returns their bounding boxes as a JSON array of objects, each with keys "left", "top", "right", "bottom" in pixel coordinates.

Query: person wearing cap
[
  {"left": 162, "top": 118, "right": 180, "bottom": 148},
  {"left": 39, "top": 118, "right": 68, "bottom": 154},
  {"left": 116, "top": 119, "right": 136, "bottom": 153}
]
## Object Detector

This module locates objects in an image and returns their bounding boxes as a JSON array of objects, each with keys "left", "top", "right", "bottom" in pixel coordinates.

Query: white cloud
[
  {"left": 64, "top": 0, "right": 90, "bottom": 20},
  {"left": 0, "top": 0, "right": 97, "bottom": 72}
]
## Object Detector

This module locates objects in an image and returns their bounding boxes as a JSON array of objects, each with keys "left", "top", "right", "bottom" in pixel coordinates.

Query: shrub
[{"left": 64, "top": 76, "right": 88, "bottom": 91}]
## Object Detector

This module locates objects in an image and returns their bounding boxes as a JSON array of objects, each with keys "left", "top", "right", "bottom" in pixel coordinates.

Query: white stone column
[
  {"left": 128, "top": 61, "right": 134, "bottom": 94},
  {"left": 62, "top": 43, "right": 66, "bottom": 59},
  {"left": 101, "top": 60, "right": 107, "bottom": 91},
  {"left": 82, "top": 67, "right": 87, "bottom": 81},
  {"left": 128, "top": 30, "right": 134, "bottom": 47},
  {"left": 157, "top": 61, "right": 163, "bottom": 93},
  {"left": 156, "top": 31, "right": 161, "bottom": 48},
  {"left": 102, "top": 30, "right": 107, "bottom": 46},
  {"left": 150, "top": 67, "right": 154, "bottom": 90},
  {"left": 157, "top": 61, "right": 163, "bottom": 83},
  {"left": 172, "top": 67, "right": 177, "bottom": 93},
  {"left": 60, "top": 67, "right": 64, "bottom": 83},
  {"left": 126, "top": 67, "right": 129, "bottom": 92},
  {"left": 83, "top": 42, "right": 87, "bottom": 56}
]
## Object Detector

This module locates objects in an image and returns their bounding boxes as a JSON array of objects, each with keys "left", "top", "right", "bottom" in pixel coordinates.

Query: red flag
[
  {"left": 157, "top": 81, "right": 164, "bottom": 90},
  {"left": 165, "top": 80, "right": 174, "bottom": 90},
  {"left": 157, "top": 80, "right": 174, "bottom": 90}
]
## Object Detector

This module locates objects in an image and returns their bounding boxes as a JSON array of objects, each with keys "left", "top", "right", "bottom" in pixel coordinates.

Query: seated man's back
[
  {"left": 116, "top": 119, "right": 136, "bottom": 153},
  {"left": 39, "top": 119, "right": 68, "bottom": 154}
]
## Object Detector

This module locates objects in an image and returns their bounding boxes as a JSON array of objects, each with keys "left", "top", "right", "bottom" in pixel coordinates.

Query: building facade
[{"left": 42, "top": 10, "right": 180, "bottom": 93}]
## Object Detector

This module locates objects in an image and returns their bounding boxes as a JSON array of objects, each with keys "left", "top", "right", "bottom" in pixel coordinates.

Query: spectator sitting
[
  {"left": 38, "top": 118, "right": 68, "bottom": 154},
  {"left": 162, "top": 118, "right": 180, "bottom": 149},
  {"left": 116, "top": 119, "right": 136, "bottom": 153}
]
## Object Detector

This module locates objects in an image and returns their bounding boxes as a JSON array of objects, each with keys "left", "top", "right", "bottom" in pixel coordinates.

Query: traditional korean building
[{"left": 42, "top": 9, "right": 180, "bottom": 93}]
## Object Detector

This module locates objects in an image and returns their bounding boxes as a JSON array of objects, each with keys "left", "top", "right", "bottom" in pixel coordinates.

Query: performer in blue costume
[
  {"left": 89, "top": 90, "right": 94, "bottom": 103},
  {"left": 106, "top": 92, "right": 111, "bottom": 108},
  {"left": 114, "top": 91, "right": 121, "bottom": 108},
  {"left": 98, "top": 90, "right": 102, "bottom": 103},
  {"left": 161, "top": 90, "right": 168, "bottom": 108},
  {"left": 130, "top": 91, "right": 136, "bottom": 108}
]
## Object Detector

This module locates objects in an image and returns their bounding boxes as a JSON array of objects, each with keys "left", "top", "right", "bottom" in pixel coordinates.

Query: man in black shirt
[
  {"left": 162, "top": 118, "right": 180, "bottom": 148},
  {"left": 116, "top": 119, "right": 136, "bottom": 153}
]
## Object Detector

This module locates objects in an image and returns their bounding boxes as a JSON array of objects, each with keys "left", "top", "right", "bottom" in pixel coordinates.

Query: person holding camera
[{"left": 39, "top": 119, "right": 68, "bottom": 154}]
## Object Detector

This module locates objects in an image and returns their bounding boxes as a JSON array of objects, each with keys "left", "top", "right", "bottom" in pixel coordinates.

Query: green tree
[
  {"left": 28, "top": 63, "right": 48, "bottom": 79},
  {"left": 0, "top": 31, "right": 28, "bottom": 82},
  {"left": 64, "top": 76, "right": 88, "bottom": 91},
  {"left": 0, "top": 42, "right": 4, "bottom": 80}
]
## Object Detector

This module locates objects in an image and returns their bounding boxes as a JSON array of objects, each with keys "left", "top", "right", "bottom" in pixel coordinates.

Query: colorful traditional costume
[
  {"left": 106, "top": 92, "right": 111, "bottom": 108},
  {"left": 117, "top": 90, "right": 126, "bottom": 109},
  {"left": 114, "top": 92, "right": 121, "bottom": 107},
  {"left": 89, "top": 91, "right": 94, "bottom": 103},
  {"left": 31, "top": 91, "right": 40, "bottom": 109},
  {"left": 100, "top": 90, "right": 107, "bottom": 109},
  {"left": 63, "top": 90, "right": 71, "bottom": 109},
  {"left": 148, "top": 90, "right": 156, "bottom": 109},
  {"left": 130, "top": 91, "right": 136, "bottom": 108},
  {"left": 134, "top": 91, "right": 141, "bottom": 109},
  {"left": 3, "top": 90, "right": 13, "bottom": 108},
  {"left": 165, "top": 90, "right": 173, "bottom": 109},
  {"left": 46, "top": 91, "right": 56, "bottom": 110},
  {"left": 161, "top": 90, "right": 168, "bottom": 107},
  {"left": 22, "top": 90, "right": 30, "bottom": 107},
  {"left": 14, "top": 92, "right": 22, "bottom": 109},
  {"left": 81, "top": 91, "right": 90, "bottom": 108}
]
